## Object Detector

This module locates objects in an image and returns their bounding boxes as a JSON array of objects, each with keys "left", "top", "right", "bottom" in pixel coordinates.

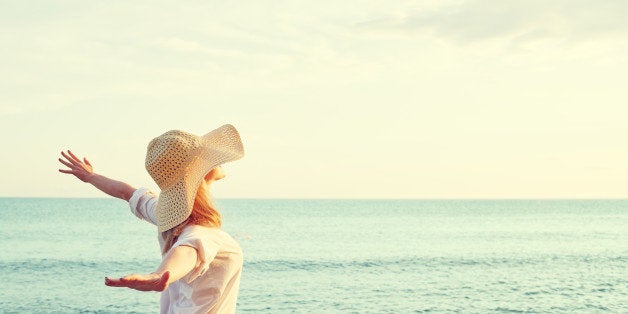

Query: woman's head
[{"left": 145, "top": 124, "right": 244, "bottom": 233}]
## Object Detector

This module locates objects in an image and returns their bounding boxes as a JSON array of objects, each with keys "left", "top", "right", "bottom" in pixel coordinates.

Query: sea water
[{"left": 0, "top": 198, "right": 626, "bottom": 313}]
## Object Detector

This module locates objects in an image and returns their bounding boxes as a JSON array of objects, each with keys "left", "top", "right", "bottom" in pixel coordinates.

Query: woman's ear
[{"left": 204, "top": 169, "right": 215, "bottom": 181}]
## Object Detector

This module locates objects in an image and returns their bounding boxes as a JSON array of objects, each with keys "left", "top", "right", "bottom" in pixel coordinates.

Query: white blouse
[{"left": 129, "top": 188, "right": 243, "bottom": 314}]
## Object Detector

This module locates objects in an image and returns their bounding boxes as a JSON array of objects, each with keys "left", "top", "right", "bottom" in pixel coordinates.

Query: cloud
[
  {"left": 356, "top": 0, "right": 628, "bottom": 45},
  {"left": 152, "top": 37, "right": 205, "bottom": 53}
]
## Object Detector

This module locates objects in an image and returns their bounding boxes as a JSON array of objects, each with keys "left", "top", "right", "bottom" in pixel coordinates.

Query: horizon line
[{"left": 1, "top": 196, "right": 627, "bottom": 201}]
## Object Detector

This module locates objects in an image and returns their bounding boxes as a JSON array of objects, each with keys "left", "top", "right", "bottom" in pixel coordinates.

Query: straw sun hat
[{"left": 145, "top": 124, "right": 244, "bottom": 232}]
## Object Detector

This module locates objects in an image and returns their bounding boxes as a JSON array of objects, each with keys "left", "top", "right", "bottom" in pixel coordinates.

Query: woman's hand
[
  {"left": 58, "top": 150, "right": 94, "bottom": 182},
  {"left": 105, "top": 272, "right": 170, "bottom": 292},
  {"left": 58, "top": 150, "right": 136, "bottom": 200}
]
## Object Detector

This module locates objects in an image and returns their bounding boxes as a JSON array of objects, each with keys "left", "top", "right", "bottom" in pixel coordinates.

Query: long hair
[{"left": 161, "top": 182, "right": 222, "bottom": 254}]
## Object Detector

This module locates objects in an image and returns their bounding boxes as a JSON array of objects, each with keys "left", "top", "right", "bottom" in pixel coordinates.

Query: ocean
[{"left": 0, "top": 198, "right": 626, "bottom": 313}]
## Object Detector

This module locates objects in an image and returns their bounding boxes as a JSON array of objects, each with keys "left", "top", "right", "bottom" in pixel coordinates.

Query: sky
[{"left": 1, "top": 0, "right": 627, "bottom": 199}]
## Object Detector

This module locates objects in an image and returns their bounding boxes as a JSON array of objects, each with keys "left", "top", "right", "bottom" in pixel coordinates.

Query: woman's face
[{"left": 204, "top": 166, "right": 226, "bottom": 182}]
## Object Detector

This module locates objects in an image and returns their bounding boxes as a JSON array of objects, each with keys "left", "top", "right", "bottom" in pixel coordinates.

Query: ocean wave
[
  {"left": 3, "top": 254, "right": 625, "bottom": 275},
  {"left": 0, "top": 258, "right": 156, "bottom": 274},
  {"left": 243, "top": 254, "right": 628, "bottom": 272}
]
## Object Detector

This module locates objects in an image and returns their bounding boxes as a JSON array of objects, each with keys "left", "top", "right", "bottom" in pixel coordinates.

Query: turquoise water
[{"left": 0, "top": 198, "right": 626, "bottom": 313}]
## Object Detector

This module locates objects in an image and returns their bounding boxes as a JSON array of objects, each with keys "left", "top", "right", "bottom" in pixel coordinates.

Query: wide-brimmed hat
[{"left": 145, "top": 124, "right": 244, "bottom": 232}]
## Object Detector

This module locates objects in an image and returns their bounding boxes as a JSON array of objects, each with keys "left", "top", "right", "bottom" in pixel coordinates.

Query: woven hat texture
[{"left": 145, "top": 124, "right": 244, "bottom": 232}]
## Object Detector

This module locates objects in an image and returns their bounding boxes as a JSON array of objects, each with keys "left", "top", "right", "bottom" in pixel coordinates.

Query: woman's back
[{"left": 160, "top": 225, "right": 243, "bottom": 313}]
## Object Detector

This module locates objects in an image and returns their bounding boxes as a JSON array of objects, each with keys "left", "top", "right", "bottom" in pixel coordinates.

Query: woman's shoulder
[
  {"left": 180, "top": 225, "right": 231, "bottom": 239},
  {"left": 178, "top": 225, "right": 241, "bottom": 252},
  {"left": 180, "top": 224, "right": 216, "bottom": 234}
]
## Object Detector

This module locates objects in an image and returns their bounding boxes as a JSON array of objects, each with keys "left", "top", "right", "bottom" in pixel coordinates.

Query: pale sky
[{"left": 1, "top": 1, "right": 627, "bottom": 199}]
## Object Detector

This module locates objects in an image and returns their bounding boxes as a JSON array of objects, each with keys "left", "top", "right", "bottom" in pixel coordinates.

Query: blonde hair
[{"left": 161, "top": 181, "right": 222, "bottom": 254}]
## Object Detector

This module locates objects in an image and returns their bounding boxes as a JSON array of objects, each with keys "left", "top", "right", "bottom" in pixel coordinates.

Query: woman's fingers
[
  {"left": 105, "top": 277, "right": 123, "bottom": 287},
  {"left": 120, "top": 274, "right": 142, "bottom": 282},
  {"left": 105, "top": 277, "right": 136, "bottom": 288},
  {"left": 105, "top": 276, "right": 134, "bottom": 286},
  {"left": 60, "top": 151, "right": 80, "bottom": 166},
  {"left": 60, "top": 150, "right": 92, "bottom": 171},
  {"left": 58, "top": 158, "right": 75, "bottom": 169},
  {"left": 67, "top": 150, "right": 83, "bottom": 165},
  {"left": 60, "top": 150, "right": 85, "bottom": 167},
  {"left": 60, "top": 150, "right": 72, "bottom": 162}
]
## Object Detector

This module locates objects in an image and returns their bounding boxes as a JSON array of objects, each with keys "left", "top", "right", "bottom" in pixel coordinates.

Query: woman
[{"left": 58, "top": 124, "right": 245, "bottom": 313}]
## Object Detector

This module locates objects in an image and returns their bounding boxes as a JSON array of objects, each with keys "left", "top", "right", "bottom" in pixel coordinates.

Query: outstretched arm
[
  {"left": 105, "top": 245, "right": 198, "bottom": 291},
  {"left": 58, "top": 150, "right": 136, "bottom": 201}
]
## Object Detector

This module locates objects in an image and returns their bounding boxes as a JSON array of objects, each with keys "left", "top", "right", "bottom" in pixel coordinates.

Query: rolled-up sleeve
[{"left": 128, "top": 188, "right": 158, "bottom": 226}]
